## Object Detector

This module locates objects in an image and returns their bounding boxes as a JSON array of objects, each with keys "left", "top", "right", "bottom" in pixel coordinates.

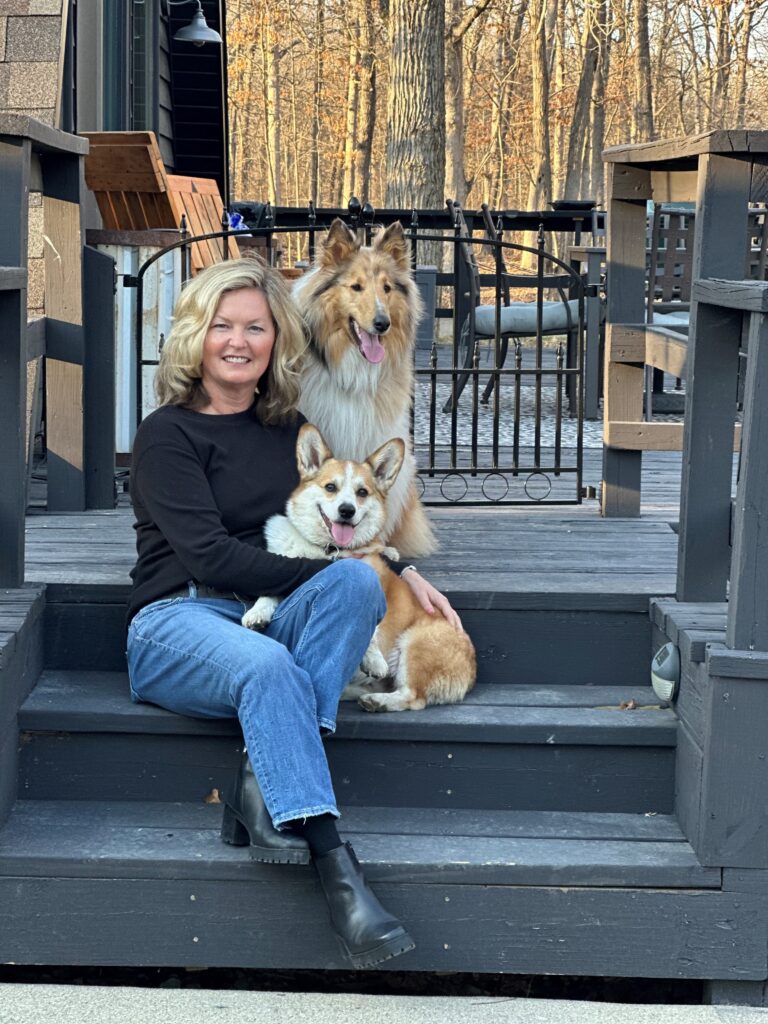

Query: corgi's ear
[
  {"left": 366, "top": 437, "right": 405, "bottom": 494},
  {"left": 296, "top": 424, "right": 333, "bottom": 478},
  {"left": 320, "top": 219, "right": 359, "bottom": 267},
  {"left": 374, "top": 221, "right": 409, "bottom": 271}
]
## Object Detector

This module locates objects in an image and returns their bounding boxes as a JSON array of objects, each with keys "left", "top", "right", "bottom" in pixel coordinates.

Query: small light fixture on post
[{"left": 166, "top": 0, "right": 223, "bottom": 46}]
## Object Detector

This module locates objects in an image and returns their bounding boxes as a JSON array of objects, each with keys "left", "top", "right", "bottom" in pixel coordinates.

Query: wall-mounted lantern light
[{"left": 166, "top": 0, "right": 223, "bottom": 46}]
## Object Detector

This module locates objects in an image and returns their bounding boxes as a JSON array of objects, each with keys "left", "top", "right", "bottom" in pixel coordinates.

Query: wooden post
[
  {"left": 42, "top": 152, "right": 87, "bottom": 512},
  {"left": 0, "top": 137, "right": 30, "bottom": 588},
  {"left": 728, "top": 308, "right": 768, "bottom": 651},
  {"left": 83, "top": 246, "right": 117, "bottom": 510},
  {"left": 601, "top": 164, "right": 650, "bottom": 516},
  {"left": 677, "top": 154, "right": 751, "bottom": 601}
]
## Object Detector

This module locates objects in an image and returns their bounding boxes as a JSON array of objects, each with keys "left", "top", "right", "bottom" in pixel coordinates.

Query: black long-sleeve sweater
[{"left": 127, "top": 402, "right": 329, "bottom": 622}]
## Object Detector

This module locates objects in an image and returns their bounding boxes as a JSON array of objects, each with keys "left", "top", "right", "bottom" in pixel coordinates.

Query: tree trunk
[
  {"left": 589, "top": 0, "right": 610, "bottom": 207},
  {"left": 385, "top": 0, "right": 446, "bottom": 211},
  {"left": 445, "top": 0, "right": 468, "bottom": 205},
  {"left": 341, "top": 30, "right": 360, "bottom": 206},
  {"left": 527, "top": 0, "right": 553, "bottom": 212},
  {"left": 735, "top": 1, "right": 756, "bottom": 126},
  {"left": 632, "top": 0, "right": 654, "bottom": 141},
  {"left": 354, "top": 1, "right": 377, "bottom": 201},
  {"left": 563, "top": 0, "right": 599, "bottom": 201},
  {"left": 310, "top": 0, "right": 325, "bottom": 204}
]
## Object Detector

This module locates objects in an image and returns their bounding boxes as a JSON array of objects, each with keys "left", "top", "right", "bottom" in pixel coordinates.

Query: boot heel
[{"left": 220, "top": 804, "right": 250, "bottom": 846}]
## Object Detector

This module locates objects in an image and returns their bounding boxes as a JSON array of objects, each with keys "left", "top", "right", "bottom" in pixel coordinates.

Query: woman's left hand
[{"left": 401, "top": 568, "right": 465, "bottom": 633}]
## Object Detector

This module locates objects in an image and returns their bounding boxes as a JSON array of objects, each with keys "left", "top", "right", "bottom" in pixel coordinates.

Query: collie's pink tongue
[
  {"left": 357, "top": 326, "right": 385, "bottom": 364},
  {"left": 330, "top": 521, "right": 355, "bottom": 546}
]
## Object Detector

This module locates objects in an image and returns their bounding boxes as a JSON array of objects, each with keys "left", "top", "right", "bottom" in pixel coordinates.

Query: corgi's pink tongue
[
  {"left": 330, "top": 521, "right": 355, "bottom": 546},
  {"left": 357, "top": 327, "right": 385, "bottom": 364}
]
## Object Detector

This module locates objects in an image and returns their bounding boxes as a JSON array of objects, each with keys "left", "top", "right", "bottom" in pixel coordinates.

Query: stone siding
[{"left": 0, "top": 3, "right": 65, "bottom": 317}]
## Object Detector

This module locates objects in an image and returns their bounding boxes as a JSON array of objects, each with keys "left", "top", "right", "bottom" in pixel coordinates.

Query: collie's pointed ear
[
  {"left": 297, "top": 424, "right": 333, "bottom": 478},
  {"left": 320, "top": 219, "right": 359, "bottom": 268},
  {"left": 367, "top": 437, "right": 405, "bottom": 494},
  {"left": 374, "top": 222, "right": 409, "bottom": 271}
]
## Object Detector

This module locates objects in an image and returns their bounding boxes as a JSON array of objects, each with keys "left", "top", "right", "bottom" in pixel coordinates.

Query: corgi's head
[{"left": 287, "top": 423, "right": 405, "bottom": 551}]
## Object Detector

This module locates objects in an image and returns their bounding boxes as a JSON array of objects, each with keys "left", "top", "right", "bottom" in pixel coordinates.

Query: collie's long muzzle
[{"left": 351, "top": 319, "right": 386, "bottom": 364}]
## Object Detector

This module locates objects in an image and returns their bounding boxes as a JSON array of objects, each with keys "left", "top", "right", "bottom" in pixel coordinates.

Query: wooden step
[
  {"left": 41, "top": 583, "right": 654, "bottom": 686},
  {"left": 18, "top": 673, "right": 676, "bottom": 814},
  {"left": 0, "top": 800, "right": 758, "bottom": 979}
]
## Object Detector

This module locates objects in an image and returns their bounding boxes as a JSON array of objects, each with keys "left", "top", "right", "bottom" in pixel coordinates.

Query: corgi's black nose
[
  {"left": 372, "top": 315, "right": 390, "bottom": 334},
  {"left": 338, "top": 503, "right": 356, "bottom": 521}
]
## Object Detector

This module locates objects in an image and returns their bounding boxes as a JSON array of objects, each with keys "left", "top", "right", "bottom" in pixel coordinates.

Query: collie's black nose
[
  {"left": 338, "top": 503, "right": 356, "bottom": 521},
  {"left": 372, "top": 315, "right": 390, "bottom": 334}
]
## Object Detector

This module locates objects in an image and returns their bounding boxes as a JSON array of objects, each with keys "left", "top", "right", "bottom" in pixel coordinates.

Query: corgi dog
[
  {"left": 294, "top": 219, "right": 437, "bottom": 558},
  {"left": 242, "top": 424, "right": 476, "bottom": 712}
]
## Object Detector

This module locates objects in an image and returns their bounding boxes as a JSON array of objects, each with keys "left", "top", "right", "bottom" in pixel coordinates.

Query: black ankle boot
[
  {"left": 220, "top": 753, "right": 310, "bottom": 865},
  {"left": 314, "top": 842, "right": 415, "bottom": 968}
]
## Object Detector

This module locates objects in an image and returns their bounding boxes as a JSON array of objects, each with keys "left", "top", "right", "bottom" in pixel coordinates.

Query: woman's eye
[
  {"left": 350, "top": 283, "right": 363, "bottom": 292},
  {"left": 324, "top": 483, "right": 338, "bottom": 493},
  {"left": 356, "top": 488, "right": 368, "bottom": 498}
]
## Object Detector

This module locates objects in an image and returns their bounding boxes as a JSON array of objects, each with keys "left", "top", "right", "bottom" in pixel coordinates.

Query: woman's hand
[{"left": 401, "top": 567, "right": 465, "bottom": 633}]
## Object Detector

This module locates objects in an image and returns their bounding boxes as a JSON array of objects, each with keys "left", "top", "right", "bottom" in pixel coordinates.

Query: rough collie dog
[
  {"left": 242, "top": 424, "right": 476, "bottom": 713},
  {"left": 294, "top": 219, "right": 437, "bottom": 557}
]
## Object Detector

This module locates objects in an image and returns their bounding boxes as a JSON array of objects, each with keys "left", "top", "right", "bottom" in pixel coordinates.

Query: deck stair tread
[
  {"left": 0, "top": 800, "right": 717, "bottom": 888},
  {"left": 21, "top": 672, "right": 676, "bottom": 746}
]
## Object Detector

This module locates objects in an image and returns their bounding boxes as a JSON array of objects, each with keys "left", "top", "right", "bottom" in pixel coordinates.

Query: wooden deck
[{"left": 23, "top": 450, "right": 716, "bottom": 597}]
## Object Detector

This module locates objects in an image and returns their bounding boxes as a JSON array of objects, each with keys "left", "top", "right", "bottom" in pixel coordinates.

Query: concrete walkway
[{"left": 1, "top": 987, "right": 767, "bottom": 1024}]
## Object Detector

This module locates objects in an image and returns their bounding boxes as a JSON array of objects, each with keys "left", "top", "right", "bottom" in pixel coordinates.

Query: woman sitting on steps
[{"left": 125, "top": 256, "right": 462, "bottom": 968}]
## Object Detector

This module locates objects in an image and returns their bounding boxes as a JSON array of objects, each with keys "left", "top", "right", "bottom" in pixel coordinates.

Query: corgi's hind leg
[{"left": 358, "top": 638, "right": 425, "bottom": 712}]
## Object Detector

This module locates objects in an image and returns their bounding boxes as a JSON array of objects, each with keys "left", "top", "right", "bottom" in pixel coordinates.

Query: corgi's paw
[
  {"left": 241, "top": 596, "right": 279, "bottom": 631},
  {"left": 360, "top": 644, "right": 389, "bottom": 679},
  {"left": 380, "top": 546, "right": 400, "bottom": 561},
  {"left": 358, "top": 692, "right": 391, "bottom": 713}
]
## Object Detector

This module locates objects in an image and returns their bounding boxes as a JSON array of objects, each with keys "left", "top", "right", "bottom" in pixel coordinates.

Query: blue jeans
[{"left": 126, "top": 560, "right": 385, "bottom": 829}]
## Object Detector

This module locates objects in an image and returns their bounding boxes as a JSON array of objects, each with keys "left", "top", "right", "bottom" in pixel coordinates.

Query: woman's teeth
[{"left": 224, "top": 356, "right": 249, "bottom": 363}]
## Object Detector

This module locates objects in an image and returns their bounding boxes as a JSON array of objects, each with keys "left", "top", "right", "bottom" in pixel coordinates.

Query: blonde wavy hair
[{"left": 155, "top": 256, "right": 308, "bottom": 424}]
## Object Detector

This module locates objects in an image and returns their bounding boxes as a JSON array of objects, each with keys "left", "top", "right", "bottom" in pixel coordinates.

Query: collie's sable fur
[
  {"left": 242, "top": 424, "right": 476, "bottom": 713},
  {"left": 294, "top": 218, "right": 437, "bottom": 557}
]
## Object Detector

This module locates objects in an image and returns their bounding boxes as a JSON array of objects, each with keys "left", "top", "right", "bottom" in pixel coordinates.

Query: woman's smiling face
[{"left": 200, "top": 287, "right": 276, "bottom": 409}]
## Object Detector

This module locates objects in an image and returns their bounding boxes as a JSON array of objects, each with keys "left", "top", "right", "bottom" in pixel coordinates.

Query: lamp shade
[{"left": 173, "top": 9, "right": 223, "bottom": 46}]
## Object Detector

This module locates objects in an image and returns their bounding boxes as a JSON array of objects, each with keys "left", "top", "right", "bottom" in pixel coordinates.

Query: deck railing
[{"left": 0, "top": 116, "right": 114, "bottom": 589}]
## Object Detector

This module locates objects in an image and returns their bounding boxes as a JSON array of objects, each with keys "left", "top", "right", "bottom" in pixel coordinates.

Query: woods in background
[{"left": 227, "top": 0, "right": 768, "bottom": 213}]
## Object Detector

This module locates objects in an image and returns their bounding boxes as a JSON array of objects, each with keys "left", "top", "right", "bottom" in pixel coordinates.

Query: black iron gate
[{"left": 125, "top": 204, "right": 588, "bottom": 505}]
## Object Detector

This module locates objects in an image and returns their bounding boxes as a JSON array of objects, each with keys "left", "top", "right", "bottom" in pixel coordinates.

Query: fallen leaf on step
[{"left": 204, "top": 788, "right": 222, "bottom": 804}]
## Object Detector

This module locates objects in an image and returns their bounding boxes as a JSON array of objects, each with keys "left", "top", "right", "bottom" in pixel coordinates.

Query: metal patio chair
[{"left": 443, "top": 201, "right": 581, "bottom": 414}]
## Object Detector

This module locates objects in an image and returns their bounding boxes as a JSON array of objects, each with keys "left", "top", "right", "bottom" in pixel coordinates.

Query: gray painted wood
[
  {"left": 693, "top": 278, "right": 768, "bottom": 312},
  {"left": 677, "top": 153, "right": 751, "bottom": 601},
  {"left": 0, "top": 876, "right": 763, "bottom": 976},
  {"left": 706, "top": 648, "right": 768, "bottom": 679},
  {"left": 43, "top": 151, "right": 87, "bottom": 514},
  {"left": 19, "top": 731, "right": 675, "bottom": 814},
  {"left": 0, "top": 136, "right": 30, "bottom": 589},
  {"left": 602, "top": 163, "right": 649, "bottom": 517},
  {"left": 705, "top": 981, "right": 768, "bottom": 1007},
  {"left": 727, "top": 310, "right": 768, "bottom": 651},
  {"left": 0, "top": 800, "right": 717, "bottom": 888},
  {"left": 0, "top": 588, "right": 44, "bottom": 825},
  {"left": 697, "top": 668, "right": 768, "bottom": 867},
  {"left": 723, "top": 868, "right": 768, "bottom": 893},
  {"left": 39, "top": 592, "right": 654, "bottom": 686},
  {"left": 604, "top": 128, "right": 768, "bottom": 164},
  {"left": 83, "top": 247, "right": 117, "bottom": 510}
]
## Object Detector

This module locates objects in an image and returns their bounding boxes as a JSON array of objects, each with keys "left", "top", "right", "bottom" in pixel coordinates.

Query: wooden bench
[{"left": 81, "top": 131, "right": 238, "bottom": 274}]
